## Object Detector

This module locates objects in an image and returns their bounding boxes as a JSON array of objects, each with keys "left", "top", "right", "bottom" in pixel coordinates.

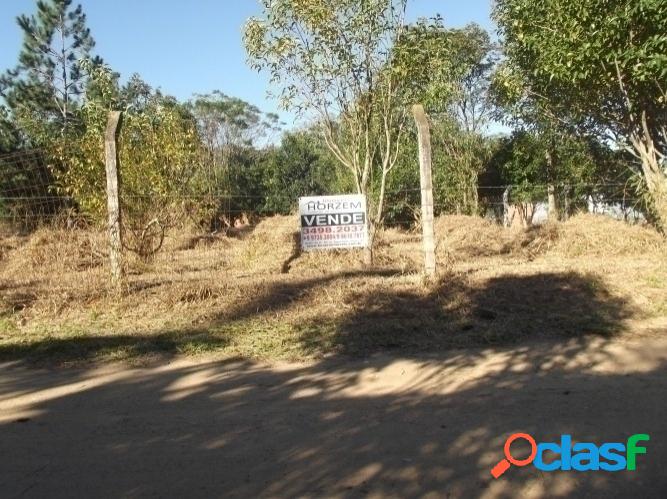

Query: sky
[{"left": 0, "top": 0, "right": 496, "bottom": 128}]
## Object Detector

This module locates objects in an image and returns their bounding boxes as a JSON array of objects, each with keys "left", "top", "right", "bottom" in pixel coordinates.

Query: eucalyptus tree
[
  {"left": 393, "top": 18, "right": 498, "bottom": 215},
  {"left": 190, "top": 91, "right": 279, "bottom": 168},
  {"left": 394, "top": 18, "right": 497, "bottom": 131},
  {"left": 244, "top": 0, "right": 409, "bottom": 264}
]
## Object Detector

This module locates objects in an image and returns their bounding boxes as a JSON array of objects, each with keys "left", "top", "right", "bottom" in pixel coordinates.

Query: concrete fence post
[
  {"left": 413, "top": 105, "right": 436, "bottom": 277},
  {"left": 104, "top": 111, "right": 124, "bottom": 289}
]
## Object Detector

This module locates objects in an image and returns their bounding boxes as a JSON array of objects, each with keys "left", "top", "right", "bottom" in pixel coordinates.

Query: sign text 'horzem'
[{"left": 299, "top": 195, "right": 368, "bottom": 251}]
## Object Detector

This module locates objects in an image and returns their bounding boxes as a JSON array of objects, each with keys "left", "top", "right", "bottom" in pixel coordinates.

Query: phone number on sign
[
  {"left": 302, "top": 226, "right": 364, "bottom": 234},
  {"left": 303, "top": 232, "right": 364, "bottom": 242}
]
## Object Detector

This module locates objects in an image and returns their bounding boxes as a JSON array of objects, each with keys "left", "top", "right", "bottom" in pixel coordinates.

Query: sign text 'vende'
[{"left": 298, "top": 195, "right": 368, "bottom": 251}]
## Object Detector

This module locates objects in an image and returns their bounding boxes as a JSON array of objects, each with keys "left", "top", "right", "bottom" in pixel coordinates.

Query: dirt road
[{"left": 1, "top": 337, "right": 666, "bottom": 498}]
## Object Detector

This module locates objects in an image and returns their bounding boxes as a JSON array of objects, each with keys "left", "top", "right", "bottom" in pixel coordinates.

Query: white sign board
[{"left": 299, "top": 194, "right": 368, "bottom": 251}]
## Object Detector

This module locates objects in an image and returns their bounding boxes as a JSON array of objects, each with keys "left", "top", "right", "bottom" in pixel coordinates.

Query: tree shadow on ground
[
  {"left": 224, "top": 269, "right": 403, "bottom": 322},
  {"left": 0, "top": 267, "right": 663, "bottom": 496},
  {"left": 0, "top": 269, "right": 639, "bottom": 364},
  {"left": 217, "top": 268, "right": 638, "bottom": 357},
  {"left": 1, "top": 337, "right": 665, "bottom": 498},
  {"left": 320, "top": 271, "right": 635, "bottom": 356}
]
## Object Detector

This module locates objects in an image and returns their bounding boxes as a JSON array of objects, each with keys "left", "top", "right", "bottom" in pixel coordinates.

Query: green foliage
[
  {"left": 260, "top": 130, "right": 350, "bottom": 214},
  {"left": 392, "top": 16, "right": 465, "bottom": 112},
  {"left": 494, "top": 0, "right": 666, "bottom": 135},
  {"left": 0, "top": 148, "right": 63, "bottom": 228},
  {"left": 391, "top": 20, "right": 499, "bottom": 219},
  {"left": 51, "top": 65, "right": 202, "bottom": 231},
  {"left": 0, "top": 0, "right": 101, "bottom": 140},
  {"left": 185, "top": 91, "right": 281, "bottom": 228},
  {"left": 486, "top": 130, "right": 634, "bottom": 210},
  {"left": 488, "top": 131, "right": 556, "bottom": 203},
  {"left": 190, "top": 91, "right": 278, "bottom": 150},
  {"left": 494, "top": 0, "right": 667, "bottom": 228},
  {"left": 393, "top": 19, "right": 497, "bottom": 129},
  {"left": 432, "top": 121, "right": 493, "bottom": 215},
  {"left": 0, "top": 106, "right": 20, "bottom": 154},
  {"left": 245, "top": 0, "right": 409, "bottom": 254},
  {"left": 381, "top": 131, "right": 419, "bottom": 225},
  {"left": 244, "top": 0, "right": 406, "bottom": 115}
]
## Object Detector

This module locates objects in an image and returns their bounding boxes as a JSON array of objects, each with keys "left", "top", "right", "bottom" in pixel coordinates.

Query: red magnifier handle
[{"left": 491, "top": 459, "right": 511, "bottom": 479}]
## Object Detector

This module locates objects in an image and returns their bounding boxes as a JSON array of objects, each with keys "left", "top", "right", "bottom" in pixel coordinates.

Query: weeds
[{"left": 0, "top": 214, "right": 664, "bottom": 364}]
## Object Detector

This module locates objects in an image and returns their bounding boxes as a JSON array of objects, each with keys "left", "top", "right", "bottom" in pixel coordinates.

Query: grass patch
[
  {"left": 0, "top": 214, "right": 664, "bottom": 364},
  {"left": 0, "top": 316, "right": 17, "bottom": 334}
]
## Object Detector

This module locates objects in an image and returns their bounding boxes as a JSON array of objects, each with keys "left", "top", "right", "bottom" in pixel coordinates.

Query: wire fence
[
  {"left": 0, "top": 144, "right": 656, "bottom": 314},
  {"left": 0, "top": 148, "right": 75, "bottom": 229},
  {"left": 0, "top": 145, "right": 643, "bottom": 284},
  {"left": 0, "top": 149, "right": 649, "bottom": 239}
]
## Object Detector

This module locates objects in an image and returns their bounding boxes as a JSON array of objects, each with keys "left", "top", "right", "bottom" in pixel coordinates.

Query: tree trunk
[
  {"left": 562, "top": 186, "right": 572, "bottom": 220},
  {"left": 503, "top": 187, "right": 512, "bottom": 227},
  {"left": 363, "top": 220, "right": 374, "bottom": 266},
  {"left": 631, "top": 117, "right": 667, "bottom": 233},
  {"left": 363, "top": 245, "right": 373, "bottom": 266},
  {"left": 361, "top": 180, "right": 375, "bottom": 267},
  {"left": 547, "top": 184, "right": 558, "bottom": 221},
  {"left": 545, "top": 147, "right": 559, "bottom": 221}
]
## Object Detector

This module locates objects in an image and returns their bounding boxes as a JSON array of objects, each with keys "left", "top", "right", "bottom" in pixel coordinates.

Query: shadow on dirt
[
  {"left": 1, "top": 337, "right": 664, "bottom": 497},
  {"left": 0, "top": 266, "right": 663, "bottom": 497},
  {"left": 325, "top": 271, "right": 635, "bottom": 356},
  {"left": 221, "top": 269, "right": 636, "bottom": 357}
]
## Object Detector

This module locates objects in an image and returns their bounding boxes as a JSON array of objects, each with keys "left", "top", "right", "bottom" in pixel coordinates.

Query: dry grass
[
  {"left": 547, "top": 214, "right": 665, "bottom": 257},
  {"left": 0, "top": 213, "right": 664, "bottom": 364}
]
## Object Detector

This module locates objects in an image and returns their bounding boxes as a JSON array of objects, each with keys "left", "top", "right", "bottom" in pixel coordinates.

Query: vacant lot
[
  {"left": 0, "top": 214, "right": 665, "bottom": 364},
  {"left": 1, "top": 215, "right": 666, "bottom": 498}
]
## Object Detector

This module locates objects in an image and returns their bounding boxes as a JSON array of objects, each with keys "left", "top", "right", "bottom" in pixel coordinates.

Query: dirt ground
[{"left": 1, "top": 336, "right": 666, "bottom": 498}]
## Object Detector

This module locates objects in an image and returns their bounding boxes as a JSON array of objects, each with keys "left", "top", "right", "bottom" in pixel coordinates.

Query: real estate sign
[{"left": 299, "top": 194, "right": 368, "bottom": 251}]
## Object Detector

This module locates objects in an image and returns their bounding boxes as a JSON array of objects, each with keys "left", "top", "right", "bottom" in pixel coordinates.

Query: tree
[
  {"left": 394, "top": 19, "right": 497, "bottom": 132},
  {"left": 485, "top": 129, "right": 635, "bottom": 224},
  {"left": 260, "top": 130, "right": 348, "bottom": 214},
  {"left": 0, "top": 0, "right": 101, "bottom": 139},
  {"left": 494, "top": 0, "right": 667, "bottom": 231},
  {"left": 451, "top": 25, "right": 498, "bottom": 134},
  {"left": 0, "top": 106, "right": 20, "bottom": 154},
  {"left": 189, "top": 91, "right": 279, "bottom": 184},
  {"left": 392, "top": 19, "right": 499, "bottom": 217},
  {"left": 51, "top": 64, "right": 203, "bottom": 253},
  {"left": 187, "top": 91, "right": 280, "bottom": 228},
  {"left": 244, "top": 0, "right": 409, "bottom": 264}
]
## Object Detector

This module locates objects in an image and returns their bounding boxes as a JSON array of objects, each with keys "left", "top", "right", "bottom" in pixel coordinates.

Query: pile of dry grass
[
  {"left": 546, "top": 214, "right": 665, "bottom": 257},
  {"left": 228, "top": 216, "right": 421, "bottom": 275},
  {"left": 0, "top": 236, "right": 21, "bottom": 264},
  {"left": 0, "top": 228, "right": 111, "bottom": 321},
  {"left": 1, "top": 211, "right": 664, "bottom": 364},
  {"left": 434, "top": 215, "right": 514, "bottom": 264},
  {"left": 227, "top": 215, "right": 299, "bottom": 274},
  {"left": 433, "top": 213, "right": 665, "bottom": 261},
  {"left": 2, "top": 227, "right": 107, "bottom": 280}
]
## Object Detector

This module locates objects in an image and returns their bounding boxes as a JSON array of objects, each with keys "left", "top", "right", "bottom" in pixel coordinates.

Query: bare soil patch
[{"left": 1, "top": 336, "right": 665, "bottom": 497}]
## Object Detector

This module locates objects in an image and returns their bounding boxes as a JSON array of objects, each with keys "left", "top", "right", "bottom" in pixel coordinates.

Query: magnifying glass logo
[{"left": 491, "top": 433, "right": 537, "bottom": 479}]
